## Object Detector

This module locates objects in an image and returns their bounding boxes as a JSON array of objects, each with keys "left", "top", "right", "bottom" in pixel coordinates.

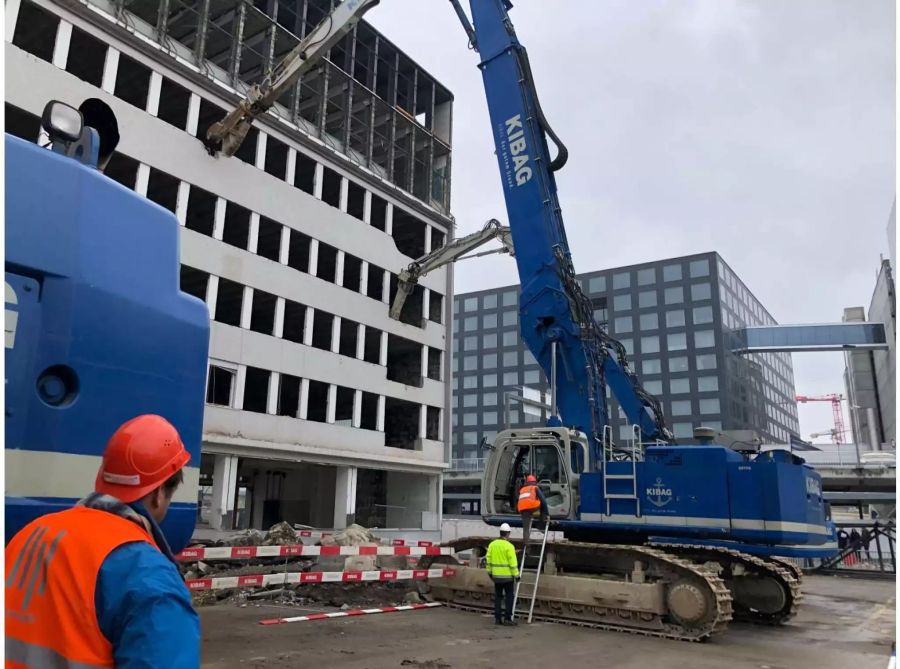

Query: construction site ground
[{"left": 199, "top": 574, "right": 895, "bottom": 669}]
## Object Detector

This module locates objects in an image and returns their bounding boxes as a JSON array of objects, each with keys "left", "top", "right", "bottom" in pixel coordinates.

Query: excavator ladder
[{"left": 512, "top": 521, "right": 550, "bottom": 624}]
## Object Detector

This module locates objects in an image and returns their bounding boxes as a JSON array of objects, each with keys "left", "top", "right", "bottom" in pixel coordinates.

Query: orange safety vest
[
  {"left": 5, "top": 506, "right": 159, "bottom": 669},
  {"left": 517, "top": 484, "right": 542, "bottom": 512}
]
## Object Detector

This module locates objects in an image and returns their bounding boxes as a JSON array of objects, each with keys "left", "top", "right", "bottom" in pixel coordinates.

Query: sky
[{"left": 368, "top": 0, "right": 897, "bottom": 443}]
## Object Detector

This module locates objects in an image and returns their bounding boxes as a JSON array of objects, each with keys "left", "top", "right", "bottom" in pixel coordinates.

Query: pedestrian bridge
[{"left": 729, "top": 322, "right": 888, "bottom": 354}]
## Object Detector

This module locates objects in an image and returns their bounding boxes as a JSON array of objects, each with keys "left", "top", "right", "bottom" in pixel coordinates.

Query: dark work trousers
[
  {"left": 493, "top": 578, "right": 515, "bottom": 622},
  {"left": 521, "top": 510, "right": 546, "bottom": 547}
]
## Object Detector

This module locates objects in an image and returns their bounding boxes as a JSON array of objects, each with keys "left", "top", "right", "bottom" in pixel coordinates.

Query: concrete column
[
  {"left": 339, "top": 177, "right": 349, "bottom": 213},
  {"left": 240, "top": 287, "right": 253, "bottom": 329},
  {"left": 303, "top": 307, "right": 315, "bottom": 346},
  {"left": 234, "top": 366, "right": 247, "bottom": 410},
  {"left": 419, "top": 404, "right": 428, "bottom": 440},
  {"left": 51, "top": 21, "right": 72, "bottom": 69},
  {"left": 248, "top": 213, "right": 260, "bottom": 254},
  {"left": 333, "top": 466, "right": 358, "bottom": 530},
  {"left": 285, "top": 148, "right": 297, "bottom": 184},
  {"left": 175, "top": 182, "right": 190, "bottom": 225},
  {"left": 213, "top": 198, "right": 226, "bottom": 240},
  {"left": 379, "top": 331, "right": 388, "bottom": 367},
  {"left": 360, "top": 261, "right": 369, "bottom": 295},
  {"left": 422, "top": 288, "right": 431, "bottom": 322},
  {"left": 135, "top": 164, "right": 150, "bottom": 196},
  {"left": 335, "top": 250, "right": 345, "bottom": 287},
  {"left": 279, "top": 227, "right": 291, "bottom": 264},
  {"left": 356, "top": 324, "right": 366, "bottom": 360},
  {"left": 146, "top": 72, "right": 162, "bottom": 116},
  {"left": 420, "top": 345, "right": 429, "bottom": 384},
  {"left": 352, "top": 390, "right": 363, "bottom": 428},
  {"left": 424, "top": 225, "right": 432, "bottom": 254},
  {"left": 101, "top": 47, "right": 119, "bottom": 94},
  {"left": 255, "top": 132, "right": 268, "bottom": 170},
  {"left": 326, "top": 384, "right": 337, "bottom": 423},
  {"left": 382, "top": 270, "right": 390, "bottom": 304},
  {"left": 385, "top": 202, "right": 394, "bottom": 236},
  {"left": 313, "top": 163, "right": 324, "bottom": 200},
  {"left": 5, "top": 0, "right": 22, "bottom": 43},
  {"left": 376, "top": 395, "right": 386, "bottom": 432},
  {"left": 187, "top": 93, "right": 201, "bottom": 137},
  {"left": 251, "top": 471, "right": 267, "bottom": 530},
  {"left": 299, "top": 378, "right": 310, "bottom": 420},
  {"left": 331, "top": 316, "right": 341, "bottom": 354},
  {"left": 363, "top": 191, "right": 372, "bottom": 225},
  {"left": 274, "top": 297, "right": 285, "bottom": 338},
  {"left": 210, "top": 454, "right": 240, "bottom": 530},
  {"left": 205, "top": 275, "right": 219, "bottom": 311},
  {"left": 267, "top": 372, "right": 280, "bottom": 414},
  {"left": 308, "top": 239, "right": 319, "bottom": 277}
]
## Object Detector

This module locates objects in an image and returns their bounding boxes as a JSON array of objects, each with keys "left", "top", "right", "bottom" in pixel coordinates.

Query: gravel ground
[{"left": 200, "top": 574, "right": 895, "bottom": 669}]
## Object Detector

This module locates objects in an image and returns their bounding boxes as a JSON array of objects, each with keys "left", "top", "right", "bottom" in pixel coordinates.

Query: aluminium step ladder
[{"left": 512, "top": 521, "right": 550, "bottom": 623}]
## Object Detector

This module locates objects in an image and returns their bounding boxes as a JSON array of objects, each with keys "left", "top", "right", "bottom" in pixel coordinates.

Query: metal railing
[
  {"left": 791, "top": 521, "right": 897, "bottom": 578},
  {"left": 448, "top": 458, "right": 487, "bottom": 472}
]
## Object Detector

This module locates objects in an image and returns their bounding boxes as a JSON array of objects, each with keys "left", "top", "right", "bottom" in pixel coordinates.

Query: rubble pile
[{"left": 181, "top": 523, "right": 433, "bottom": 610}]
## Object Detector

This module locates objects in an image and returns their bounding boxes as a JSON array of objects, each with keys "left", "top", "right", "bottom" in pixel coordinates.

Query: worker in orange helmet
[
  {"left": 5, "top": 415, "right": 200, "bottom": 668},
  {"left": 517, "top": 474, "right": 549, "bottom": 548}
]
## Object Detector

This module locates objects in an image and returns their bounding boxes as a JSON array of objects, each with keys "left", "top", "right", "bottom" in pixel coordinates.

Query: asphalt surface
[{"left": 200, "top": 575, "right": 895, "bottom": 669}]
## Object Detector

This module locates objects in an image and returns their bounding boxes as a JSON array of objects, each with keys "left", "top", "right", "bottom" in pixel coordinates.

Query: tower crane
[{"left": 796, "top": 394, "right": 846, "bottom": 444}]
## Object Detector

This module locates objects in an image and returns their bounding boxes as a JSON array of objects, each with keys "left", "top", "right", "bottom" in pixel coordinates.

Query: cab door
[{"left": 531, "top": 443, "right": 571, "bottom": 518}]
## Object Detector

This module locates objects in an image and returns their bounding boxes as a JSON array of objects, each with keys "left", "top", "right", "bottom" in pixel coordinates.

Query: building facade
[
  {"left": 7, "top": 0, "right": 454, "bottom": 537},
  {"left": 844, "top": 205, "right": 896, "bottom": 451},
  {"left": 450, "top": 252, "right": 800, "bottom": 467}
]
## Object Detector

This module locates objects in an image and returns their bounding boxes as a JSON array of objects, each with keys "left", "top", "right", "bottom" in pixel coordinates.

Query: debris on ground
[
  {"left": 181, "top": 522, "right": 428, "bottom": 610},
  {"left": 400, "top": 660, "right": 451, "bottom": 669}
]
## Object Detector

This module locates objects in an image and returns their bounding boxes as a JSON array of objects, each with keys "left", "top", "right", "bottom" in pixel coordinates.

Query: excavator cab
[{"left": 482, "top": 427, "right": 588, "bottom": 522}]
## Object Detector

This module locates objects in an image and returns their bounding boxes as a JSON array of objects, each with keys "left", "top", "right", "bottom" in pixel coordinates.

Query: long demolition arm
[
  {"left": 205, "top": 0, "right": 381, "bottom": 156},
  {"left": 452, "top": 0, "right": 673, "bottom": 461},
  {"left": 390, "top": 219, "right": 514, "bottom": 320}
]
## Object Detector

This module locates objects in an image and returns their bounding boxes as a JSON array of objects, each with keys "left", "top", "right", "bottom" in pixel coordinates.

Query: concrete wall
[
  {"left": 844, "top": 307, "right": 881, "bottom": 448},
  {"left": 868, "top": 260, "right": 895, "bottom": 447}
]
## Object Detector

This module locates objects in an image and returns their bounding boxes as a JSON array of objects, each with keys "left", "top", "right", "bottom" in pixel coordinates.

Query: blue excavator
[{"left": 414, "top": 0, "right": 837, "bottom": 640}]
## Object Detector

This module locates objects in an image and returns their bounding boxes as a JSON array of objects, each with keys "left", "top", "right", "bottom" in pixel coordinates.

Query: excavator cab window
[{"left": 492, "top": 440, "right": 571, "bottom": 518}]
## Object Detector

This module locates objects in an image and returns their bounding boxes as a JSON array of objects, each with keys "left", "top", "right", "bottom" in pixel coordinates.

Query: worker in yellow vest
[
  {"left": 517, "top": 474, "right": 549, "bottom": 547},
  {"left": 485, "top": 523, "right": 520, "bottom": 625}
]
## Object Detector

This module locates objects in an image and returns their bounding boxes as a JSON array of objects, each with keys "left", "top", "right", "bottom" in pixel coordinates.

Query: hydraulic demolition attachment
[
  {"left": 390, "top": 218, "right": 514, "bottom": 320},
  {"left": 204, "top": 0, "right": 380, "bottom": 156}
]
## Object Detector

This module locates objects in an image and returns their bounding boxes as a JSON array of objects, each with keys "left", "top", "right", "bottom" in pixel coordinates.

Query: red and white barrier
[
  {"left": 185, "top": 568, "right": 455, "bottom": 592},
  {"left": 178, "top": 544, "right": 452, "bottom": 561},
  {"left": 296, "top": 530, "right": 332, "bottom": 540},
  {"left": 259, "top": 602, "right": 443, "bottom": 625}
]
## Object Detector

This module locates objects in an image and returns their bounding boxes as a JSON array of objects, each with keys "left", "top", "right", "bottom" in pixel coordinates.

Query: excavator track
[
  {"left": 766, "top": 556, "right": 805, "bottom": 582},
  {"left": 423, "top": 538, "right": 733, "bottom": 642},
  {"left": 649, "top": 543, "right": 802, "bottom": 626}
]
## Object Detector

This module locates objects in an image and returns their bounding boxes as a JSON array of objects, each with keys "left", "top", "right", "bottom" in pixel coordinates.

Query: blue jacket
[{"left": 92, "top": 499, "right": 200, "bottom": 668}]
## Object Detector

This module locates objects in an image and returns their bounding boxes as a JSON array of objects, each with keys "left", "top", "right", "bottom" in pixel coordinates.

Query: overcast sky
[{"left": 368, "top": 0, "right": 896, "bottom": 443}]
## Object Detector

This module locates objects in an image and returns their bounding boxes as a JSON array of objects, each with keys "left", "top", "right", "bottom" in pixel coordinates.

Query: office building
[{"left": 451, "top": 252, "right": 801, "bottom": 465}]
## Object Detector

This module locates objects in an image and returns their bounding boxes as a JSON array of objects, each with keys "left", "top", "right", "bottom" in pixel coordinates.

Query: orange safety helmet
[
  {"left": 95, "top": 415, "right": 190, "bottom": 503},
  {"left": 525, "top": 474, "right": 537, "bottom": 483}
]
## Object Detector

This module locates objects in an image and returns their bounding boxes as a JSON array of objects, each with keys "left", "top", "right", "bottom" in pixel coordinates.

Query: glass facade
[{"left": 450, "top": 252, "right": 800, "bottom": 459}]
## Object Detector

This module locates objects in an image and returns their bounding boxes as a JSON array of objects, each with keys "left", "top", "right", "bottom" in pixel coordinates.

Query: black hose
[{"left": 517, "top": 46, "right": 568, "bottom": 172}]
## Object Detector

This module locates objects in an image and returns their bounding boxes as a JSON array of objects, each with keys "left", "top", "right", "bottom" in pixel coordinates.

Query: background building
[
  {"left": 450, "top": 251, "right": 800, "bottom": 466},
  {"left": 844, "top": 203, "right": 896, "bottom": 451},
  {"left": 7, "top": 0, "right": 454, "bottom": 538}
]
